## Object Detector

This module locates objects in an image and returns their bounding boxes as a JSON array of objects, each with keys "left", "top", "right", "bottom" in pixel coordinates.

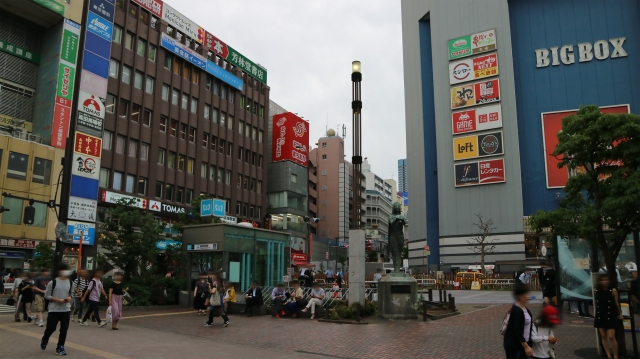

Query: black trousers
[
  {"left": 82, "top": 300, "right": 101, "bottom": 323},
  {"left": 273, "top": 298, "right": 284, "bottom": 313},
  {"left": 206, "top": 307, "right": 229, "bottom": 324},
  {"left": 245, "top": 297, "right": 257, "bottom": 314},
  {"left": 42, "top": 311, "right": 70, "bottom": 348}
]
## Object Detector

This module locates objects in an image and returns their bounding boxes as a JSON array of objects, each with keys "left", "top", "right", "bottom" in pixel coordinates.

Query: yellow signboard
[
  {"left": 453, "top": 134, "right": 478, "bottom": 160},
  {"left": 0, "top": 113, "right": 33, "bottom": 132},
  {"left": 471, "top": 281, "right": 481, "bottom": 290}
]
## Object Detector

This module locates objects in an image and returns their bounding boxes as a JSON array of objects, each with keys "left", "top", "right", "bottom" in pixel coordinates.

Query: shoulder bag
[{"left": 500, "top": 307, "right": 512, "bottom": 335}]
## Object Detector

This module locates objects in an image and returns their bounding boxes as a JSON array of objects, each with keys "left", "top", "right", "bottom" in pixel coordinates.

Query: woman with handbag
[
  {"left": 193, "top": 273, "right": 210, "bottom": 315},
  {"left": 204, "top": 278, "right": 230, "bottom": 327},
  {"left": 531, "top": 305, "right": 560, "bottom": 359},
  {"left": 503, "top": 284, "right": 534, "bottom": 359}
]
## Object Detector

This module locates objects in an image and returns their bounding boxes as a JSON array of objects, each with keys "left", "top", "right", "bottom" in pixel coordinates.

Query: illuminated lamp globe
[{"left": 326, "top": 128, "right": 336, "bottom": 137}]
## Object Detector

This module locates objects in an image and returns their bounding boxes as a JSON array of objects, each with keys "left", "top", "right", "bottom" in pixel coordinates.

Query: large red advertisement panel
[
  {"left": 541, "top": 105, "right": 629, "bottom": 188},
  {"left": 272, "top": 112, "right": 309, "bottom": 166}
]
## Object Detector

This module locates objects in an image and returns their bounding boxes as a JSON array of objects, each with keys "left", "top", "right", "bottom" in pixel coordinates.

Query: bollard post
[
  {"left": 444, "top": 290, "right": 447, "bottom": 303},
  {"left": 449, "top": 296, "right": 456, "bottom": 311},
  {"left": 428, "top": 289, "right": 433, "bottom": 302},
  {"left": 422, "top": 301, "right": 427, "bottom": 322},
  {"left": 439, "top": 289, "right": 442, "bottom": 302}
]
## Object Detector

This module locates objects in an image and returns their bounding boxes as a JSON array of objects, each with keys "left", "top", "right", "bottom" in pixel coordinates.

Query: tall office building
[{"left": 397, "top": 158, "right": 408, "bottom": 193}]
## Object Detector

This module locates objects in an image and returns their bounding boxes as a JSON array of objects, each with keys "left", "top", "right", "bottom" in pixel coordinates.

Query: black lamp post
[{"left": 351, "top": 61, "right": 362, "bottom": 229}]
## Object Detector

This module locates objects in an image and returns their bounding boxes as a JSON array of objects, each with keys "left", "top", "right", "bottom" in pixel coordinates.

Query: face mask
[{"left": 60, "top": 270, "right": 72, "bottom": 277}]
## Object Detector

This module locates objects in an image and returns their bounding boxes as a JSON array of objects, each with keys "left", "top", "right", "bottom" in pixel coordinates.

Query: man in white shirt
[
  {"left": 518, "top": 269, "right": 532, "bottom": 285},
  {"left": 301, "top": 282, "right": 325, "bottom": 319},
  {"left": 325, "top": 269, "right": 333, "bottom": 283}
]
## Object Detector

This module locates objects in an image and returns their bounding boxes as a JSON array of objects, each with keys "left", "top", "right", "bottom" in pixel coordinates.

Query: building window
[
  {"left": 171, "top": 89, "right": 179, "bottom": 106},
  {"left": 245, "top": 124, "right": 250, "bottom": 137},
  {"left": 210, "top": 136, "right": 217, "bottom": 151},
  {"left": 219, "top": 139, "right": 225, "bottom": 154},
  {"left": 131, "top": 103, "right": 141, "bottom": 122},
  {"left": 206, "top": 76, "right": 212, "bottom": 91},
  {"left": 237, "top": 174, "right": 241, "bottom": 188},
  {"left": 202, "top": 133, "right": 208, "bottom": 147},
  {"left": 151, "top": 15, "right": 158, "bottom": 29},
  {"left": 238, "top": 121, "right": 244, "bottom": 135},
  {"left": 125, "top": 32, "right": 134, "bottom": 50},
  {"left": 30, "top": 157, "right": 51, "bottom": 184},
  {"left": 139, "top": 8, "right": 148, "bottom": 23},
  {"left": 127, "top": 2, "right": 137, "bottom": 17},
  {"left": 322, "top": 154, "right": 327, "bottom": 160},
  {"left": 217, "top": 168, "right": 223, "bottom": 183},
  {"left": 228, "top": 90, "right": 235, "bottom": 103},
  {"left": 145, "top": 76, "right": 155, "bottom": 94},
  {"left": 221, "top": 84, "right": 227, "bottom": 99},
  {"left": 106, "top": 94, "right": 116, "bottom": 113},
  {"left": 186, "top": 189, "right": 193, "bottom": 204},
  {"left": 140, "top": 143, "right": 149, "bottom": 161},
  {"left": 227, "top": 142, "right": 232, "bottom": 157},
  {"left": 257, "top": 207, "right": 261, "bottom": 219},
  {"left": 244, "top": 149, "right": 250, "bottom": 163},
  {"left": 161, "top": 84, "right": 169, "bottom": 101},
  {"left": 322, "top": 142, "right": 327, "bottom": 148},
  {"left": 109, "top": 59, "right": 119, "bottom": 78},
  {"left": 180, "top": 124, "right": 187, "bottom": 140},
  {"left": 122, "top": 65, "right": 132, "bottom": 84},
  {"left": 138, "top": 177, "right": 147, "bottom": 195},
  {"left": 115, "top": 135, "right": 126, "bottom": 154},
  {"left": 257, "top": 181, "right": 262, "bottom": 194},
  {"left": 136, "top": 38, "right": 146, "bottom": 57},
  {"left": 322, "top": 200, "right": 327, "bottom": 205},
  {"left": 189, "top": 127, "right": 196, "bottom": 142},
  {"left": 128, "top": 139, "right": 138, "bottom": 157},
  {"left": 187, "top": 158, "right": 194, "bottom": 174},
  {"left": 212, "top": 108, "right": 218, "bottom": 123},
  {"left": 159, "top": 116, "right": 167, "bottom": 132},
  {"left": 125, "top": 174, "right": 135, "bottom": 193},
  {"left": 155, "top": 181, "right": 163, "bottom": 198},
  {"left": 157, "top": 148, "right": 165, "bottom": 165},
  {"left": 201, "top": 162, "right": 207, "bottom": 178},
  {"left": 168, "top": 152, "right": 176, "bottom": 168},
  {"left": 243, "top": 204, "right": 247, "bottom": 217},
  {"left": 225, "top": 170, "right": 231, "bottom": 184},
  {"left": 165, "top": 184, "right": 174, "bottom": 201},
  {"left": 237, "top": 147, "right": 243, "bottom": 161},
  {"left": 249, "top": 206, "right": 254, "bottom": 218},
  {"left": 183, "top": 63, "right": 190, "bottom": 80},
  {"left": 220, "top": 112, "right": 226, "bottom": 127},
  {"left": 236, "top": 202, "right": 241, "bottom": 215},
  {"left": 134, "top": 71, "right": 143, "bottom": 89},
  {"left": 322, "top": 185, "right": 327, "bottom": 190},
  {"left": 204, "top": 104, "right": 210, "bottom": 119},
  {"left": 322, "top": 170, "right": 327, "bottom": 176},
  {"left": 148, "top": 44, "right": 157, "bottom": 62},
  {"left": 112, "top": 25, "right": 123, "bottom": 44},
  {"left": 118, "top": 99, "right": 129, "bottom": 117},
  {"left": 259, "top": 130, "right": 263, "bottom": 143},
  {"left": 290, "top": 174, "right": 297, "bottom": 183},
  {"left": 228, "top": 115, "right": 233, "bottom": 129},
  {"left": 250, "top": 179, "right": 255, "bottom": 192},
  {"left": 99, "top": 168, "right": 110, "bottom": 187},
  {"left": 252, "top": 127, "right": 257, "bottom": 141},
  {"left": 164, "top": 54, "right": 172, "bottom": 69},
  {"left": 243, "top": 176, "right": 248, "bottom": 190},
  {"left": 103, "top": 131, "right": 113, "bottom": 150},
  {"left": 252, "top": 153, "right": 256, "bottom": 166},
  {"left": 181, "top": 93, "right": 188, "bottom": 110},
  {"left": 240, "top": 95, "right": 244, "bottom": 108},
  {"left": 0, "top": 197, "right": 22, "bottom": 225},
  {"left": 113, "top": 171, "right": 123, "bottom": 190},
  {"left": 173, "top": 57, "right": 181, "bottom": 75},
  {"left": 190, "top": 98, "right": 198, "bottom": 114},
  {"left": 178, "top": 155, "right": 185, "bottom": 171},
  {"left": 209, "top": 165, "right": 216, "bottom": 181},
  {"left": 191, "top": 69, "right": 198, "bottom": 84},
  {"left": 142, "top": 109, "right": 151, "bottom": 126},
  {"left": 169, "top": 120, "right": 177, "bottom": 136},
  {"left": 213, "top": 79, "right": 220, "bottom": 95},
  {"left": 258, "top": 155, "right": 263, "bottom": 168}
]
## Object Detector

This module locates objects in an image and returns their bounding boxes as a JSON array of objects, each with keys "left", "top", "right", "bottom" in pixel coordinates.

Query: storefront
[
  {"left": 0, "top": 239, "right": 40, "bottom": 270},
  {"left": 182, "top": 224, "right": 288, "bottom": 293}
]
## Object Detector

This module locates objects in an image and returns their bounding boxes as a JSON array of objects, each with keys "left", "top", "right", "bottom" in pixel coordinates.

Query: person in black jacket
[
  {"left": 504, "top": 284, "right": 534, "bottom": 359},
  {"left": 241, "top": 281, "right": 263, "bottom": 317}
]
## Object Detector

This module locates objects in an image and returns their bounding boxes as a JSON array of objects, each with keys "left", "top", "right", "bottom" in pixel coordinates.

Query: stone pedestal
[
  {"left": 378, "top": 272, "right": 418, "bottom": 319},
  {"left": 348, "top": 229, "right": 366, "bottom": 306}
]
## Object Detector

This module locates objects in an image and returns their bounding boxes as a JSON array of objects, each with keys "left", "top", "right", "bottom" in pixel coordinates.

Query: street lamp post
[{"left": 351, "top": 61, "right": 363, "bottom": 228}]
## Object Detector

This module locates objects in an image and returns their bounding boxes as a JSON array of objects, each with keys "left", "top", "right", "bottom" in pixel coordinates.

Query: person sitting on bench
[{"left": 241, "top": 281, "right": 263, "bottom": 317}]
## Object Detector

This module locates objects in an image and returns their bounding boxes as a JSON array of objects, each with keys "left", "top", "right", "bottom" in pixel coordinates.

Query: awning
[{"left": 293, "top": 261, "right": 315, "bottom": 267}]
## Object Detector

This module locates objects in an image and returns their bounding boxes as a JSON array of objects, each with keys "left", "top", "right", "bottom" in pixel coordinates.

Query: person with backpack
[
  {"left": 80, "top": 269, "right": 108, "bottom": 327},
  {"left": 40, "top": 263, "right": 74, "bottom": 356},
  {"left": 71, "top": 270, "right": 89, "bottom": 322},
  {"left": 503, "top": 284, "right": 534, "bottom": 359},
  {"left": 531, "top": 305, "right": 560, "bottom": 359},
  {"left": 32, "top": 268, "right": 52, "bottom": 327}
]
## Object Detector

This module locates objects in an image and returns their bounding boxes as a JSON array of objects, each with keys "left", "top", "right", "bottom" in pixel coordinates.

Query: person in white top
[
  {"left": 301, "top": 282, "right": 325, "bottom": 320},
  {"left": 531, "top": 305, "right": 560, "bottom": 359},
  {"left": 518, "top": 269, "right": 532, "bottom": 285}
]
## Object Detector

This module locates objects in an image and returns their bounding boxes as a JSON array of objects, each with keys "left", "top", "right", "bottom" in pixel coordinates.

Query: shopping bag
[{"left": 106, "top": 306, "right": 113, "bottom": 323}]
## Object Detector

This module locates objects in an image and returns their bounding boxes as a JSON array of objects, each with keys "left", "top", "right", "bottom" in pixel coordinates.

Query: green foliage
[
  {"left": 101, "top": 275, "right": 186, "bottom": 306},
  {"left": 333, "top": 300, "right": 377, "bottom": 319},
  {"left": 319, "top": 262, "right": 325, "bottom": 273},
  {"left": 402, "top": 245, "right": 409, "bottom": 260},
  {"left": 367, "top": 250, "right": 378, "bottom": 262},
  {"left": 32, "top": 242, "right": 54, "bottom": 270},
  {"left": 328, "top": 310, "right": 340, "bottom": 320},
  {"left": 529, "top": 105, "right": 640, "bottom": 282},
  {"left": 100, "top": 198, "right": 165, "bottom": 281},
  {"left": 338, "top": 255, "right": 347, "bottom": 269}
]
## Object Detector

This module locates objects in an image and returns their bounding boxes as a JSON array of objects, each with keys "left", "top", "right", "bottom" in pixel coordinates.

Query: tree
[
  {"left": 100, "top": 198, "right": 165, "bottom": 281},
  {"left": 32, "top": 242, "right": 54, "bottom": 270},
  {"left": 367, "top": 250, "right": 378, "bottom": 262},
  {"left": 466, "top": 214, "right": 499, "bottom": 271},
  {"left": 529, "top": 105, "right": 640, "bottom": 286}
]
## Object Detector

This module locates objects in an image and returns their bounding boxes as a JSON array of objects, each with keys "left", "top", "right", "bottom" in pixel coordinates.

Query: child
[
  {"left": 40, "top": 263, "right": 74, "bottom": 355},
  {"left": 108, "top": 272, "right": 129, "bottom": 330},
  {"left": 80, "top": 269, "right": 108, "bottom": 327},
  {"left": 531, "top": 305, "right": 560, "bottom": 359}
]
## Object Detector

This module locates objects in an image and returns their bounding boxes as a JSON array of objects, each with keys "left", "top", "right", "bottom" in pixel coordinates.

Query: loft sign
[{"left": 535, "top": 37, "right": 627, "bottom": 67}]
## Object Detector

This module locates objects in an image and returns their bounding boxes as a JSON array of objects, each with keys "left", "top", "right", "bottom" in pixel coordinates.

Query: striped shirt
[{"left": 71, "top": 278, "right": 88, "bottom": 298}]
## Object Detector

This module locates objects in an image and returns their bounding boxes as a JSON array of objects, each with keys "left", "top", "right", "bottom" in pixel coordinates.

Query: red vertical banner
[
  {"left": 271, "top": 112, "right": 309, "bottom": 166},
  {"left": 51, "top": 103, "right": 71, "bottom": 149}
]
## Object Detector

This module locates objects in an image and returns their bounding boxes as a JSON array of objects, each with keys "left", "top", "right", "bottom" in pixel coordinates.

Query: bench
[
  {"left": 269, "top": 301, "right": 326, "bottom": 319},
  {"left": 227, "top": 301, "right": 267, "bottom": 316}
]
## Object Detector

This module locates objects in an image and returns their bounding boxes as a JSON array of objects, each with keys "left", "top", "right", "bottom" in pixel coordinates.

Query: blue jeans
[
  {"left": 504, "top": 345, "right": 529, "bottom": 359},
  {"left": 285, "top": 301, "right": 298, "bottom": 314}
]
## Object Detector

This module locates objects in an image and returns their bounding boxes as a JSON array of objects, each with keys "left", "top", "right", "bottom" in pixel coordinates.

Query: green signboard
[
  {"left": 228, "top": 46, "right": 267, "bottom": 84},
  {"left": 448, "top": 29, "right": 497, "bottom": 61},
  {"left": 60, "top": 29, "right": 79, "bottom": 65},
  {"left": 56, "top": 63, "right": 75, "bottom": 101},
  {"left": 33, "top": 0, "right": 65, "bottom": 16},
  {"left": 0, "top": 39, "right": 40, "bottom": 64},
  {"left": 448, "top": 35, "right": 472, "bottom": 60}
]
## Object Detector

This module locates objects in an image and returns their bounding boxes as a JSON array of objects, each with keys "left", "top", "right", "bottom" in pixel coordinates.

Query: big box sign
[{"left": 271, "top": 112, "right": 309, "bottom": 166}]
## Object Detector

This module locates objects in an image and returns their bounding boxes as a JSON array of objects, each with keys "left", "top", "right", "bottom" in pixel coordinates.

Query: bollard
[
  {"left": 428, "top": 289, "right": 433, "bottom": 302},
  {"left": 439, "top": 289, "right": 442, "bottom": 302},
  {"left": 422, "top": 301, "right": 428, "bottom": 322},
  {"left": 444, "top": 290, "right": 447, "bottom": 303},
  {"left": 449, "top": 296, "right": 456, "bottom": 311}
]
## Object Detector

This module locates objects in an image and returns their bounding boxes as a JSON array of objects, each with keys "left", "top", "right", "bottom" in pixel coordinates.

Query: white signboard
[
  {"left": 101, "top": 190, "right": 147, "bottom": 209},
  {"left": 149, "top": 200, "right": 161, "bottom": 212},
  {"left": 68, "top": 196, "right": 97, "bottom": 222},
  {"left": 71, "top": 154, "right": 101, "bottom": 180},
  {"left": 221, "top": 215, "right": 237, "bottom": 224},
  {"left": 452, "top": 104, "right": 503, "bottom": 135},
  {"left": 188, "top": 243, "right": 218, "bottom": 251},
  {"left": 162, "top": 4, "right": 200, "bottom": 42},
  {"left": 77, "top": 90, "right": 106, "bottom": 118}
]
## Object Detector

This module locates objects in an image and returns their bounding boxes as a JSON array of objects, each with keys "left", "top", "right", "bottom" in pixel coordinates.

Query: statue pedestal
[{"left": 377, "top": 272, "right": 418, "bottom": 320}]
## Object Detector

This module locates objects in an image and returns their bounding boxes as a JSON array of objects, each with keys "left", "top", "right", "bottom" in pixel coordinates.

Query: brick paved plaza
[{"left": 1, "top": 291, "right": 629, "bottom": 359}]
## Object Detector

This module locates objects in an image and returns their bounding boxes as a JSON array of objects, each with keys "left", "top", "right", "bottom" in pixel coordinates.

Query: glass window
[
  {"left": 225, "top": 170, "right": 231, "bottom": 184},
  {"left": 189, "top": 127, "right": 196, "bottom": 142},
  {"left": 176, "top": 187, "right": 184, "bottom": 203},
  {"left": 217, "top": 168, "right": 223, "bottom": 183},
  {"left": 249, "top": 206, "right": 254, "bottom": 218},
  {"left": 140, "top": 143, "right": 149, "bottom": 160},
  {"left": 138, "top": 177, "right": 147, "bottom": 195},
  {"left": 173, "top": 58, "right": 181, "bottom": 75},
  {"left": 178, "top": 155, "right": 185, "bottom": 171},
  {"left": 236, "top": 202, "right": 240, "bottom": 215},
  {"left": 227, "top": 142, "right": 232, "bottom": 156},
  {"left": 161, "top": 84, "right": 169, "bottom": 101},
  {"left": 221, "top": 84, "right": 227, "bottom": 99},
  {"left": 191, "top": 98, "right": 198, "bottom": 114},
  {"left": 113, "top": 171, "right": 123, "bottom": 190},
  {"left": 237, "top": 174, "right": 242, "bottom": 187},
  {"left": 122, "top": 65, "right": 132, "bottom": 84},
  {"left": 134, "top": 71, "right": 143, "bottom": 89},
  {"left": 209, "top": 165, "right": 216, "bottom": 180},
  {"left": 206, "top": 76, "right": 212, "bottom": 91},
  {"left": 103, "top": 130, "right": 113, "bottom": 150},
  {"left": 142, "top": 109, "right": 151, "bottom": 126},
  {"left": 171, "top": 89, "right": 179, "bottom": 106},
  {"left": 258, "top": 155, "right": 263, "bottom": 168},
  {"left": 155, "top": 181, "right": 163, "bottom": 198},
  {"left": 252, "top": 127, "right": 257, "bottom": 140},
  {"left": 148, "top": 44, "right": 157, "bottom": 62},
  {"left": 168, "top": 152, "right": 176, "bottom": 168},
  {"left": 180, "top": 124, "right": 187, "bottom": 140},
  {"left": 145, "top": 76, "right": 154, "bottom": 94},
  {"left": 115, "top": 135, "right": 126, "bottom": 154},
  {"left": 245, "top": 149, "right": 250, "bottom": 163},
  {"left": 125, "top": 32, "right": 134, "bottom": 50},
  {"left": 157, "top": 148, "right": 165, "bottom": 165},
  {"left": 159, "top": 116, "right": 167, "bottom": 132},
  {"left": 127, "top": 2, "right": 137, "bottom": 17},
  {"left": 164, "top": 54, "right": 172, "bottom": 69},
  {"left": 187, "top": 158, "right": 194, "bottom": 174},
  {"left": 252, "top": 152, "right": 256, "bottom": 165},
  {"left": 32, "top": 202, "right": 47, "bottom": 227},
  {"left": 186, "top": 189, "right": 193, "bottom": 204},
  {"left": 191, "top": 69, "right": 198, "bottom": 84},
  {"left": 201, "top": 162, "right": 207, "bottom": 178},
  {"left": 228, "top": 90, "right": 235, "bottom": 103},
  {"left": 237, "top": 147, "right": 243, "bottom": 161},
  {"left": 213, "top": 80, "right": 220, "bottom": 95},
  {"left": 202, "top": 132, "right": 208, "bottom": 147},
  {"left": 136, "top": 38, "right": 146, "bottom": 57},
  {"left": 259, "top": 130, "right": 263, "bottom": 143},
  {"left": 126, "top": 174, "right": 135, "bottom": 193},
  {"left": 243, "top": 176, "right": 248, "bottom": 190},
  {"left": 322, "top": 154, "right": 327, "bottom": 160},
  {"left": 210, "top": 136, "right": 217, "bottom": 151},
  {"left": 1, "top": 197, "right": 22, "bottom": 225},
  {"left": 219, "top": 139, "right": 225, "bottom": 154},
  {"left": 220, "top": 112, "right": 226, "bottom": 127},
  {"left": 32, "top": 157, "right": 52, "bottom": 184},
  {"left": 112, "top": 25, "right": 123, "bottom": 44},
  {"left": 211, "top": 108, "right": 218, "bottom": 123},
  {"left": 245, "top": 124, "right": 250, "bottom": 137},
  {"left": 250, "top": 179, "right": 255, "bottom": 192},
  {"left": 139, "top": 8, "right": 148, "bottom": 23},
  {"left": 131, "top": 103, "right": 141, "bottom": 122},
  {"left": 204, "top": 104, "right": 210, "bottom": 119},
  {"left": 106, "top": 94, "right": 116, "bottom": 113},
  {"left": 181, "top": 93, "right": 188, "bottom": 110},
  {"left": 238, "top": 121, "right": 244, "bottom": 134},
  {"left": 290, "top": 174, "right": 297, "bottom": 183},
  {"left": 240, "top": 95, "right": 244, "bottom": 108},
  {"left": 260, "top": 105, "right": 264, "bottom": 118},
  {"left": 165, "top": 184, "right": 173, "bottom": 201},
  {"left": 99, "top": 168, "right": 110, "bottom": 187},
  {"left": 257, "top": 180, "right": 262, "bottom": 194},
  {"left": 183, "top": 63, "right": 190, "bottom": 80},
  {"left": 109, "top": 59, "right": 119, "bottom": 78},
  {"left": 128, "top": 139, "right": 138, "bottom": 157},
  {"left": 228, "top": 115, "right": 233, "bottom": 129},
  {"left": 151, "top": 15, "right": 158, "bottom": 28}
]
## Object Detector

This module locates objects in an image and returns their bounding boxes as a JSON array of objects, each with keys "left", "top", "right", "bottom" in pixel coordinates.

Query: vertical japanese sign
[
  {"left": 271, "top": 112, "right": 309, "bottom": 166},
  {"left": 51, "top": 19, "right": 81, "bottom": 149}
]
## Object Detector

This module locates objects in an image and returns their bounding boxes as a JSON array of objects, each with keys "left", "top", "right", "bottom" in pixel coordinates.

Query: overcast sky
[{"left": 181, "top": 0, "right": 407, "bottom": 184}]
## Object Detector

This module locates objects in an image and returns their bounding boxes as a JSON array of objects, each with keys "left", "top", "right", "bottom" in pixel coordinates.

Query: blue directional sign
[
  {"left": 213, "top": 199, "right": 226, "bottom": 217},
  {"left": 200, "top": 199, "right": 213, "bottom": 217},
  {"left": 67, "top": 220, "right": 96, "bottom": 245}
]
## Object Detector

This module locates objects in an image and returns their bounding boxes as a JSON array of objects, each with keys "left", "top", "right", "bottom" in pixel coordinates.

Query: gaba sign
[
  {"left": 535, "top": 37, "right": 627, "bottom": 67},
  {"left": 271, "top": 112, "right": 309, "bottom": 166}
]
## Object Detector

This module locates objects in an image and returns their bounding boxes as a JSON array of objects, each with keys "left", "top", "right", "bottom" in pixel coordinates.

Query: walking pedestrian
[
  {"left": 301, "top": 282, "right": 325, "bottom": 319},
  {"left": 325, "top": 268, "right": 334, "bottom": 283},
  {"left": 0, "top": 267, "right": 5, "bottom": 296},
  {"left": 71, "top": 270, "right": 89, "bottom": 322},
  {"left": 80, "top": 269, "right": 108, "bottom": 327},
  {"left": 531, "top": 305, "right": 560, "bottom": 359},
  {"left": 336, "top": 269, "right": 343, "bottom": 288},
  {"left": 40, "top": 263, "right": 73, "bottom": 356},
  {"left": 33, "top": 268, "right": 52, "bottom": 327},
  {"left": 108, "top": 272, "right": 128, "bottom": 330},
  {"left": 15, "top": 272, "right": 35, "bottom": 322},
  {"left": 503, "top": 284, "right": 534, "bottom": 359},
  {"left": 204, "top": 278, "right": 230, "bottom": 327},
  {"left": 193, "top": 273, "right": 210, "bottom": 315},
  {"left": 594, "top": 274, "right": 623, "bottom": 359}
]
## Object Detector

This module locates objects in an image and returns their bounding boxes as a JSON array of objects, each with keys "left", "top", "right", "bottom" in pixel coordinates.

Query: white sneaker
[
  {"left": 79, "top": 321, "right": 89, "bottom": 326},
  {"left": 38, "top": 321, "right": 44, "bottom": 327},
  {"left": 98, "top": 320, "right": 107, "bottom": 327}
]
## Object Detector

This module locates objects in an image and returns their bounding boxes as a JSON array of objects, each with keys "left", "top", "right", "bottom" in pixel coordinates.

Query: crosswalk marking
[{"left": 0, "top": 304, "right": 15, "bottom": 314}]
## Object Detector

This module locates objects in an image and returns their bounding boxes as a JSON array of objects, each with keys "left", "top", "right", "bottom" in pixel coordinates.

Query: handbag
[
  {"left": 500, "top": 308, "right": 511, "bottom": 335},
  {"left": 106, "top": 306, "right": 113, "bottom": 323},
  {"left": 6, "top": 296, "right": 15, "bottom": 306}
]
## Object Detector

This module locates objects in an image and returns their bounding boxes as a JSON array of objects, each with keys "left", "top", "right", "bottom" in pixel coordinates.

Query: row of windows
[
  {"left": 1, "top": 150, "right": 53, "bottom": 184},
  {"left": 236, "top": 202, "right": 261, "bottom": 219},
  {"left": 112, "top": 26, "right": 157, "bottom": 62},
  {"left": 102, "top": 131, "right": 150, "bottom": 160},
  {"left": 109, "top": 59, "right": 155, "bottom": 95},
  {"left": 116, "top": 0, "right": 159, "bottom": 29},
  {"left": 1, "top": 197, "right": 47, "bottom": 227}
]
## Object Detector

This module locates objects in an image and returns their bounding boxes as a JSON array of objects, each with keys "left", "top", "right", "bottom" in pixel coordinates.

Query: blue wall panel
[
  {"left": 509, "top": 0, "right": 640, "bottom": 215},
  {"left": 419, "top": 20, "right": 440, "bottom": 266}
]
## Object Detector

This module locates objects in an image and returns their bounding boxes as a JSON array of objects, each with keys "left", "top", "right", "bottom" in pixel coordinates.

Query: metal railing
[{"left": 236, "top": 286, "right": 378, "bottom": 308}]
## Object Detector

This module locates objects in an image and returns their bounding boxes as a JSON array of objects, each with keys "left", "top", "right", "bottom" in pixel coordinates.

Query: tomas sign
[
  {"left": 271, "top": 112, "right": 309, "bottom": 166},
  {"left": 448, "top": 29, "right": 497, "bottom": 60}
]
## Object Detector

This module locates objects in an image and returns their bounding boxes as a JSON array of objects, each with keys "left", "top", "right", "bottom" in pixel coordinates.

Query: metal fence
[{"left": 236, "top": 286, "right": 377, "bottom": 307}]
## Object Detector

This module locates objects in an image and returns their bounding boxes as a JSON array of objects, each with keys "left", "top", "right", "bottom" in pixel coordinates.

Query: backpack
[
  {"left": 500, "top": 307, "right": 512, "bottom": 335},
  {"left": 50, "top": 278, "right": 73, "bottom": 298}
]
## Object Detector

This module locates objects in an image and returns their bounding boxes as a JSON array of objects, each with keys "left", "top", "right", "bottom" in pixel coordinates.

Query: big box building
[{"left": 401, "top": 0, "right": 640, "bottom": 270}]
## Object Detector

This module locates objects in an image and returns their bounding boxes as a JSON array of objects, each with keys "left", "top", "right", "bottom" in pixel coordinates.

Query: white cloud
[{"left": 181, "top": 0, "right": 407, "bottom": 180}]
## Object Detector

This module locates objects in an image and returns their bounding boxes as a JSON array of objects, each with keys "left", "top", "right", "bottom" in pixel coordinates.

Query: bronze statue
[{"left": 388, "top": 202, "right": 408, "bottom": 272}]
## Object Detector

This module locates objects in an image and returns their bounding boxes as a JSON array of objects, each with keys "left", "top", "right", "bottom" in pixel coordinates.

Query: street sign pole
[{"left": 77, "top": 230, "right": 83, "bottom": 271}]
